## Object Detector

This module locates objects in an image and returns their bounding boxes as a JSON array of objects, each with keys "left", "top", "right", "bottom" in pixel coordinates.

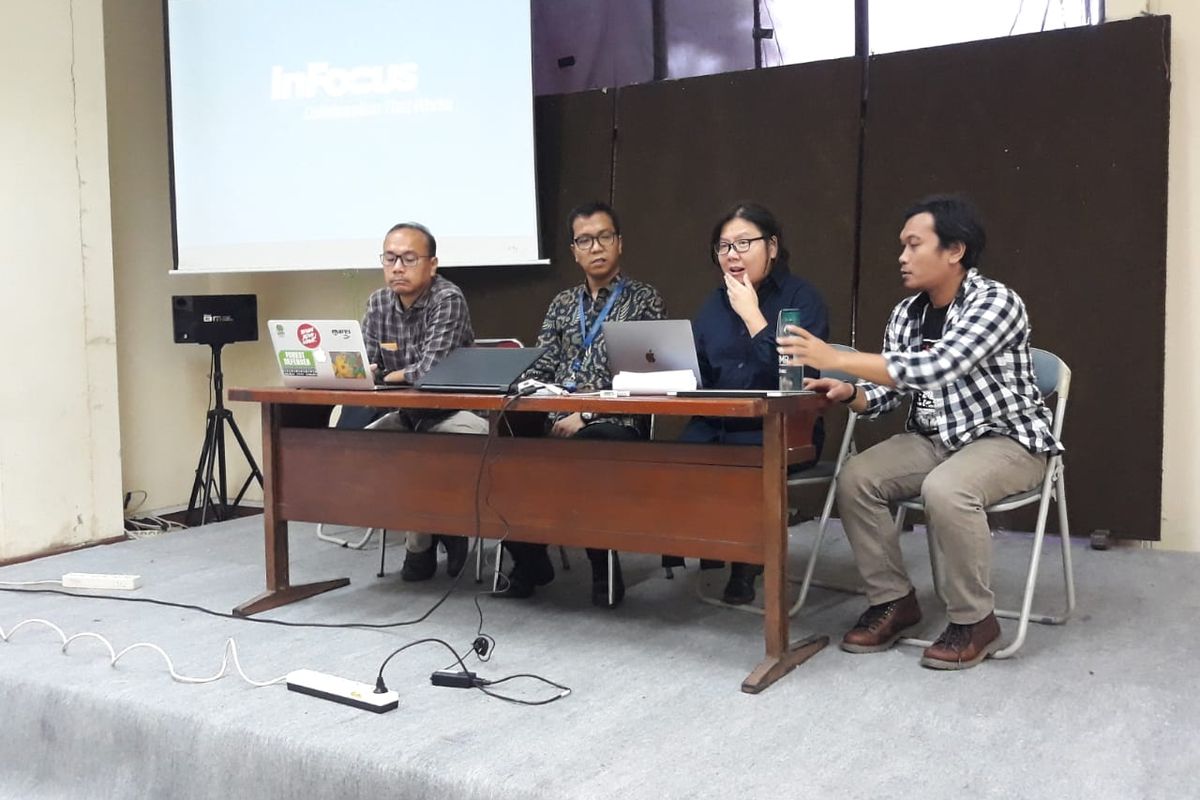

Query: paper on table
[{"left": 611, "top": 369, "right": 698, "bottom": 395}]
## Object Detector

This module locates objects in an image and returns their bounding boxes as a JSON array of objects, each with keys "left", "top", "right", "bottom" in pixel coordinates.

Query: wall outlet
[{"left": 61, "top": 573, "right": 143, "bottom": 591}]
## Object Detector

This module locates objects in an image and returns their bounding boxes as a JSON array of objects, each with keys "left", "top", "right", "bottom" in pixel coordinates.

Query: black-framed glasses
[
  {"left": 714, "top": 236, "right": 765, "bottom": 256},
  {"left": 571, "top": 231, "right": 618, "bottom": 250},
  {"left": 379, "top": 252, "right": 430, "bottom": 268}
]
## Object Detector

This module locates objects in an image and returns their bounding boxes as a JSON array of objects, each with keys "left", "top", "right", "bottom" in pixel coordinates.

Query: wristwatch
[{"left": 580, "top": 411, "right": 596, "bottom": 422}]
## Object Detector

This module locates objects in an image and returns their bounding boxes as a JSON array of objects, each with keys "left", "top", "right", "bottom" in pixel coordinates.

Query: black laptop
[{"left": 414, "top": 346, "right": 547, "bottom": 393}]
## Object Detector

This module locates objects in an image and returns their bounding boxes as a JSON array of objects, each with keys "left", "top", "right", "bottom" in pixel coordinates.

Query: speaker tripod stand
[{"left": 186, "top": 342, "right": 264, "bottom": 526}]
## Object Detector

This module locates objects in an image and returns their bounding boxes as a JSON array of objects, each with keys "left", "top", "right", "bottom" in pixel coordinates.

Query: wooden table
[{"left": 228, "top": 387, "right": 830, "bottom": 693}]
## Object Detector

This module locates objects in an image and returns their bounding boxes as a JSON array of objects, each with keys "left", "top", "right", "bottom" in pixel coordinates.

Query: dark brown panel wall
[
  {"left": 856, "top": 17, "right": 1169, "bottom": 538},
  {"left": 455, "top": 16, "right": 1169, "bottom": 539},
  {"left": 612, "top": 58, "right": 862, "bottom": 341}
]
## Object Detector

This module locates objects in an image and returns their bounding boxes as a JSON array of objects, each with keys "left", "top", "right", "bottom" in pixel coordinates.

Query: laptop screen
[{"left": 602, "top": 320, "right": 702, "bottom": 384}]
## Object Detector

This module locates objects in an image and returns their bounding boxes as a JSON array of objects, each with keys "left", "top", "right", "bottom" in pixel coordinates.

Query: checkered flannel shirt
[
  {"left": 361, "top": 274, "right": 474, "bottom": 384},
  {"left": 859, "top": 269, "right": 1061, "bottom": 454}
]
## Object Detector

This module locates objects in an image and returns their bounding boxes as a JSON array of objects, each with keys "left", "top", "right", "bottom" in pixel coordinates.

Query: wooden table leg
[
  {"left": 233, "top": 402, "right": 349, "bottom": 616},
  {"left": 743, "top": 410, "right": 828, "bottom": 692}
]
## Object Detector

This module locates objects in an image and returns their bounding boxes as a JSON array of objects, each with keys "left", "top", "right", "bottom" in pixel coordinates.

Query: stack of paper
[{"left": 611, "top": 369, "right": 698, "bottom": 395}]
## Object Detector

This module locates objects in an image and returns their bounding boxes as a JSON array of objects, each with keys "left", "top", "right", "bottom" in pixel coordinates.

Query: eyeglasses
[
  {"left": 379, "top": 252, "right": 431, "bottom": 268},
  {"left": 571, "top": 231, "right": 618, "bottom": 250},
  {"left": 714, "top": 236, "right": 766, "bottom": 256}
]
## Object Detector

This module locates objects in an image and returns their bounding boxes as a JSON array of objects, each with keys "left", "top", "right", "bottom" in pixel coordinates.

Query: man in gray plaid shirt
[
  {"left": 778, "top": 195, "right": 1059, "bottom": 670},
  {"left": 357, "top": 221, "right": 488, "bottom": 582}
]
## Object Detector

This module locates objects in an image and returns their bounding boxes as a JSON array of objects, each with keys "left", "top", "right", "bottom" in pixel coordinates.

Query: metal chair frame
[
  {"left": 698, "top": 345, "right": 862, "bottom": 615},
  {"left": 893, "top": 347, "right": 1076, "bottom": 658}
]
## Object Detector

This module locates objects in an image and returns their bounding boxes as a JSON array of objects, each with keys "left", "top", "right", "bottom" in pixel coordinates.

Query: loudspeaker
[{"left": 172, "top": 294, "right": 259, "bottom": 345}]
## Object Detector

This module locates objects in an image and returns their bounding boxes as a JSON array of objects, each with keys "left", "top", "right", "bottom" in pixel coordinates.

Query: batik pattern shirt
[{"left": 524, "top": 275, "right": 666, "bottom": 427}]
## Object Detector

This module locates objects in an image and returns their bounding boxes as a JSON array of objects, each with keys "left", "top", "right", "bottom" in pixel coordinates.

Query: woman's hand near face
[{"left": 724, "top": 273, "right": 768, "bottom": 336}]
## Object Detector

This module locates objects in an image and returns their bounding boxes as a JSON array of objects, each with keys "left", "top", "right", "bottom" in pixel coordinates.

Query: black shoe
[
  {"left": 590, "top": 553, "right": 625, "bottom": 608},
  {"left": 495, "top": 571, "right": 536, "bottom": 599},
  {"left": 441, "top": 535, "right": 469, "bottom": 578},
  {"left": 700, "top": 559, "right": 725, "bottom": 571},
  {"left": 400, "top": 547, "right": 437, "bottom": 582},
  {"left": 523, "top": 548, "right": 556, "bottom": 586},
  {"left": 662, "top": 554, "right": 685, "bottom": 569},
  {"left": 495, "top": 548, "right": 555, "bottom": 599},
  {"left": 721, "top": 563, "right": 762, "bottom": 605}
]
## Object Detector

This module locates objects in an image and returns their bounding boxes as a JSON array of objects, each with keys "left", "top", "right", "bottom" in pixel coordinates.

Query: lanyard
[{"left": 571, "top": 278, "right": 625, "bottom": 374}]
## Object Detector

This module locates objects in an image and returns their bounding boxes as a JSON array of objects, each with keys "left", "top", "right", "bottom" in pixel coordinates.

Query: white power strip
[
  {"left": 61, "top": 573, "right": 143, "bottom": 591},
  {"left": 286, "top": 669, "right": 399, "bottom": 713}
]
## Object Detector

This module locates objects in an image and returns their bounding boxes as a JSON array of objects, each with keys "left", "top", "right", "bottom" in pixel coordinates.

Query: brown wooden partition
[{"left": 856, "top": 16, "right": 1170, "bottom": 538}]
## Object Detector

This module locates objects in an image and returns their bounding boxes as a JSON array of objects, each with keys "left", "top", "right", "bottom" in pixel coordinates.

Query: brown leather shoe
[
  {"left": 841, "top": 589, "right": 922, "bottom": 653},
  {"left": 920, "top": 612, "right": 1002, "bottom": 670}
]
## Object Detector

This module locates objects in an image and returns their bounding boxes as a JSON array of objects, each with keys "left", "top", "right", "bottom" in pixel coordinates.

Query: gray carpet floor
[{"left": 0, "top": 517, "right": 1196, "bottom": 800}]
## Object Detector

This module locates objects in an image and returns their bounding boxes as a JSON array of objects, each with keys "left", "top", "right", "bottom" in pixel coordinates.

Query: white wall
[{"left": 0, "top": 1, "right": 123, "bottom": 559}]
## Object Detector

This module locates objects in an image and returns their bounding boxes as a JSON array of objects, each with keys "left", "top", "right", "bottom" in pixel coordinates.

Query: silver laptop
[
  {"left": 602, "top": 320, "right": 702, "bottom": 384},
  {"left": 268, "top": 320, "right": 399, "bottom": 390}
]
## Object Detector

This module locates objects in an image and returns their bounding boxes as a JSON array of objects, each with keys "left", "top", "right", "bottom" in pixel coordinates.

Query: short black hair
[
  {"left": 385, "top": 222, "right": 437, "bottom": 257},
  {"left": 708, "top": 201, "right": 791, "bottom": 271},
  {"left": 566, "top": 201, "right": 621, "bottom": 238},
  {"left": 902, "top": 194, "right": 986, "bottom": 270}
]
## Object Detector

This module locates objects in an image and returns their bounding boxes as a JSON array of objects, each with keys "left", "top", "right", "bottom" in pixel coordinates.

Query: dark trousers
[{"left": 503, "top": 422, "right": 642, "bottom": 572}]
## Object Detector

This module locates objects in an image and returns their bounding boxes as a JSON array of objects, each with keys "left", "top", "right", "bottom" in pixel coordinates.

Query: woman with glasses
[{"left": 664, "top": 202, "right": 829, "bottom": 604}]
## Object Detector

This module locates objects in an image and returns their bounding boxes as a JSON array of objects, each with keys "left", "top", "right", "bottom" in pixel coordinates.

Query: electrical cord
[
  {"left": 0, "top": 386, "right": 558, "bottom": 698},
  {"left": 375, "top": 637, "right": 571, "bottom": 706},
  {"left": 0, "top": 618, "right": 287, "bottom": 687}
]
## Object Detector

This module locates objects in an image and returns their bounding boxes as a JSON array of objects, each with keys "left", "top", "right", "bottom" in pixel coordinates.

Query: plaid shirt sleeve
[
  {"left": 860, "top": 302, "right": 909, "bottom": 418},
  {"left": 404, "top": 290, "right": 472, "bottom": 384},
  {"left": 884, "top": 284, "right": 1025, "bottom": 392}
]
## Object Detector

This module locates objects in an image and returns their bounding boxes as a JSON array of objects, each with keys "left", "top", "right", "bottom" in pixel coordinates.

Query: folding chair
[
  {"left": 316, "top": 524, "right": 378, "bottom": 549},
  {"left": 893, "top": 347, "right": 1075, "bottom": 658},
  {"left": 698, "top": 345, "right": 862, "bottom": 616}
]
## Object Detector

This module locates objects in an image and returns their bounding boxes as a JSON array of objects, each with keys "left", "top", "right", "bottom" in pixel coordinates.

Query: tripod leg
[
  {"left": 225, "top": 412, "right": 265, "bottom": 506},
  {"left": 216, "top": 411, "right": 230, "bottom": 514},
  {"left": 200, "top": 411, "right": 221, "bottom": 525},
  {"left": 186, "top": 412, "right": 216, "bottom": 522}
]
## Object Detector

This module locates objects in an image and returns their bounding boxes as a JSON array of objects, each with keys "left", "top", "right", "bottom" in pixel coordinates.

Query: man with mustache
[
  {"left": 777, "top": 195, "right": 1060, "bottom": 670},
  {"left": 496, "top": 201, "right": 666, "bottom": 608}
]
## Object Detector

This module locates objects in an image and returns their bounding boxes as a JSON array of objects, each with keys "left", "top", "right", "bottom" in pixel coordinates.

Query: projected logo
[
  {"left": 271, "top": 63, "right": 419, "bottom": 100},
  {"left": 297, "top": 323, "right": 321, "bottom": 349}
]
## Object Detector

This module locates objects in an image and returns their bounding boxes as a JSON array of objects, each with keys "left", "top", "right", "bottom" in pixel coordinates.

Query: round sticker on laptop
[{"left": 297, "top": 323, "right": 321, "bottom": 349}]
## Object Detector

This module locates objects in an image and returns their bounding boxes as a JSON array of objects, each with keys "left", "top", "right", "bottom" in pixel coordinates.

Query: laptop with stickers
[{"left": 268, "top": 320, "right": 401, "bottom": 390}]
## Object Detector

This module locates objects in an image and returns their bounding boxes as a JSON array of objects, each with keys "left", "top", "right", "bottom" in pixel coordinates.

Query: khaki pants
[
  {"left": 836, "top": 433, "right": 1047, "bottom": 624},
  {"left": 365, "top": 410, "right": 490, "bottom": 552}
]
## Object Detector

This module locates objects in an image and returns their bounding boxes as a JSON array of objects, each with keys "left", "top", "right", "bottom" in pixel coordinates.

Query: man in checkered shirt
[
  {"left": 356, "top": 221, "right": 488, "bottom": 583},
  {"left": 778, "top": 195, "right": 1060, "bottom": 670}
]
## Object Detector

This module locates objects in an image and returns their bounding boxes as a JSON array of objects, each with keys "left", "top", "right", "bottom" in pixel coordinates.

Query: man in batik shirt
[{"left": 498, "top": 201, "right": 666, "bottom": 608}]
